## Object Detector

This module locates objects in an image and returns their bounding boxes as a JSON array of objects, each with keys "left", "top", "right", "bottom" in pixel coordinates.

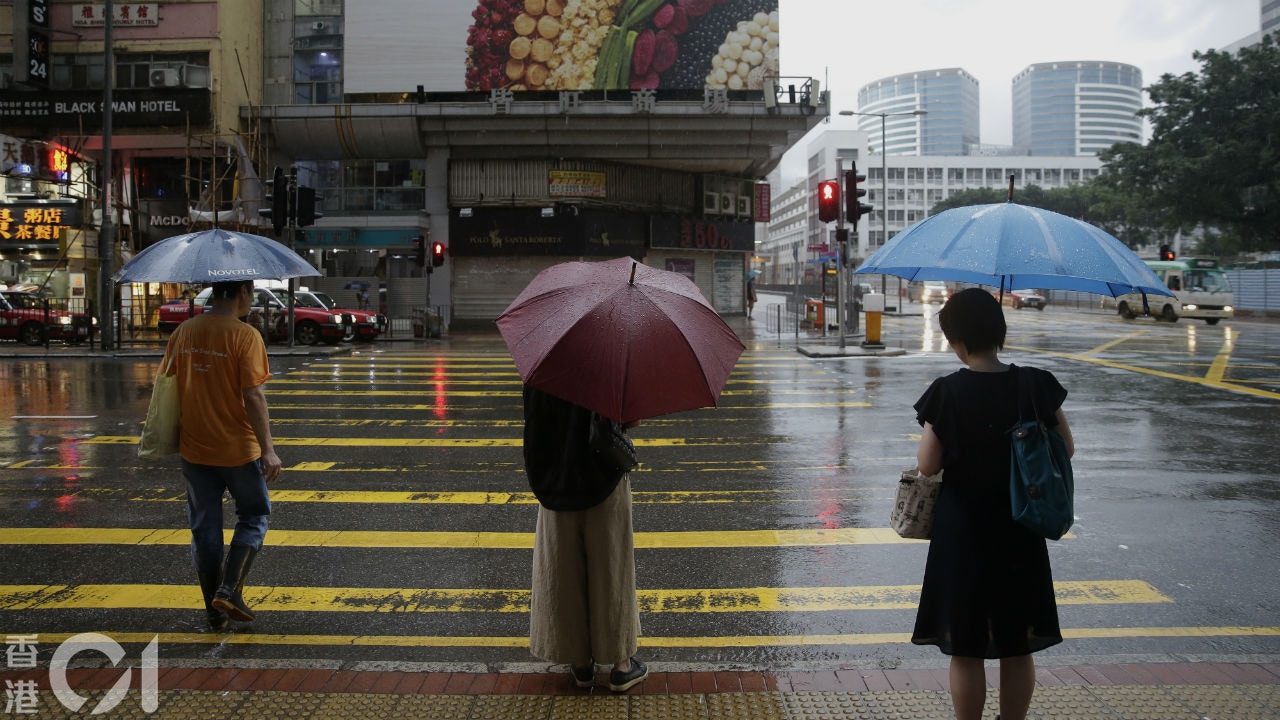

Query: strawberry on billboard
[{"left": 346, "top": 0, "right": 778, "bottom": 94}]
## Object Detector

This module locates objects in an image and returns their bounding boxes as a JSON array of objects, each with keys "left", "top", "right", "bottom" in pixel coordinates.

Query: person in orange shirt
[{"left": 160, "top": 279, "right": 282, "bottom": 631}]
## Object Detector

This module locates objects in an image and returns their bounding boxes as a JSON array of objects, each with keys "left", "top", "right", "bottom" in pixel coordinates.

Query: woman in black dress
[{"left": 912, "top": 288, "right": 1074, "bottom": 720}]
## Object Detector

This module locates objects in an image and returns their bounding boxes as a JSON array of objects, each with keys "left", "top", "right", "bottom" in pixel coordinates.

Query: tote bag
[
  {"left": 889, "top": 467, "right": 942, "bottom": 540},
  {"left": 138, "top": 358, "right": 180, "bottom": 460},
  {"left": 1008, "top": 368, "right": 1074, "bottom": 540}
]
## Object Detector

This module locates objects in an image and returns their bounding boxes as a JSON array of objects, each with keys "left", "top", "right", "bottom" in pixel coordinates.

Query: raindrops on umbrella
[{"left": 497, "top": 256, "right": 745, "bottom": 424}]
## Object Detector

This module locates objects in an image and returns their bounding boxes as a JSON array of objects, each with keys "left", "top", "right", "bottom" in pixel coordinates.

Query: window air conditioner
[
  {"left": 183, "top": 65, "right": 210, "bottom": 89},
  {"left": 149, "top": 68, "right": 181, "bottom": 88},
  {"left": 312, "top": 21, "right": 328, "bottom": 31},
  {"left": 736, "top": 195, "right": 750, "bottom": 217},
  {"left": 702, "top": 192, "right": 720, "bottom": 214},
  {"left": 720, "top": 192, "right": 735, "bottom": 214}
]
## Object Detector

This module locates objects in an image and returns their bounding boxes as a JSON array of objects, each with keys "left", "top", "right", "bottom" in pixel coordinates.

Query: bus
[{"left": 1115, "top": 258, "right": 1234, "bottom": 324}]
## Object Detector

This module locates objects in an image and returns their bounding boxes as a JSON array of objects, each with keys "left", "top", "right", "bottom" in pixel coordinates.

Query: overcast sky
[{"left": 776, "top": 0, "right": 1261, "bottom": 180}]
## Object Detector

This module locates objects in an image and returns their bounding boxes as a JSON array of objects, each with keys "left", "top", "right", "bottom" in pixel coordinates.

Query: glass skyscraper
[
  {"left": 856, "top": 68, "right": 979, "bottom": 156},
  {"left": 1011, "top": 61, "right": 1143, "bottom": 156}
]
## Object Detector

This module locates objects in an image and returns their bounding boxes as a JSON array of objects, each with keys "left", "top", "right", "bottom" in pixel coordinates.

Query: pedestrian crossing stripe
[
  {"left": 15, "top": 626, "right": 1280, "bottom": 650},
  {"left": 1, "top": 526, "right": 1071, "bottom": 548},
  {"left": 79, "top": 436, "right": 786, "bottom": 448},
  {"left": 0, "top": 486, "right": 879, "bottom": 506},
  {"left": 0, "top": 580, "right": 1170, "bottom": 613}
]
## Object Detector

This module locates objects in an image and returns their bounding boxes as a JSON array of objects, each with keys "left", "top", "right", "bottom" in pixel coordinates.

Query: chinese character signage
[
  {"left": 1, "top": 134, "right": 72, "bottom": 182},
  {"left": 0, "top": 201, "right": 84, "bottom": 247},
  {"left": 753, "top": 182, "right": 771, "bottom": 223},
  {"left": 548, "top": 170, "right": 606, "bottom": 199},
  {"left": 344, "top": 2, "right": 779, "bottom": 94},
  {"left": 71, "top": 3, "right": 160, "bottom": 27}
]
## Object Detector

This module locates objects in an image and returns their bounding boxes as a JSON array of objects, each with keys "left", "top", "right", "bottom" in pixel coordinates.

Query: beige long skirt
[{"left": 529, "top": 477, "right": 640, "bottom": 665}]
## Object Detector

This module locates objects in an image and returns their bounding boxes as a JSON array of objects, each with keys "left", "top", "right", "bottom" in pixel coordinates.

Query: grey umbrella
[{"left": 112, "top": 228, "right": 319, "bottom": 283}]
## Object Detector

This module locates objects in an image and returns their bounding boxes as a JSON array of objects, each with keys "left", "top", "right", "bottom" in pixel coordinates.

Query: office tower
[{"left": 1011, "top": 61, "right": 1143, "bottom": 156}]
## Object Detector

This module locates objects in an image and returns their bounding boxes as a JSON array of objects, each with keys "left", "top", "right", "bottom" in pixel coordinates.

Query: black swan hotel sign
[
  {"left": 2, "top": 3, "right": 208, "bottom": 130},
  {"left": 0, "top": 90, "right": 210, "bottom": 131}
]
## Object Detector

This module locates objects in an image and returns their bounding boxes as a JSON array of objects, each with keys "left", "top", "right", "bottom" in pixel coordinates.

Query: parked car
[
  {"left": 908, "top": 281, "right": 951, "bottom": 303},
  {"left": 1000, "top": 288, "right": 1047, "bottom": 310},
  {"left": 284, "top": 290, "right": 387, "bottom": 342},
  {"left": 157, "top": 287, "right": 347, "bottom": 345},
  {"left": 0, "top": 291, "right": 96, "bottom": 345}
]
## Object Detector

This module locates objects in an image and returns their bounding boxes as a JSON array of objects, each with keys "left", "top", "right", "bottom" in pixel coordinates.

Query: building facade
[
  {"left": 3, "top": 0, "right": 822, "bottom": 331},
  {"left": 252, "top": 0, "right": 816, "bottom": 325},
  {"left": 1, "top": 0, "right": 264, "bottom": 330},
  {"left": 759, "top": 138, "right": 1103, "bottom": 285},
  {"left": 1011, "top": 61, "right": 1143, "bottom": 156},
  {"left": 856, "top": 68, "right": 979, "bottom": 156}
]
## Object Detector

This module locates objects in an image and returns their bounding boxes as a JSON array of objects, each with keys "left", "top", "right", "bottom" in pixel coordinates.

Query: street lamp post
[{"left": 839, "top": 109, "right": 927, "bottom": 306}]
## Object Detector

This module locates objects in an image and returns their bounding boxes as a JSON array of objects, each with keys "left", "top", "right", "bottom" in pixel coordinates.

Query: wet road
[{"left": 2, "top": 303, "right": 1278, "bottom": 671}]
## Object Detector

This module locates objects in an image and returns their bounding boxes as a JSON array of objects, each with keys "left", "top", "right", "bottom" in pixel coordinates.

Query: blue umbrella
[
  {"left": 344, "top": 280, "right": 371, "bottom": 291},
  {"left": 113, "top": 228, "right": 320, "bottom": 283},
  {"left": 854, "top": 203, "right": 1174, "bottom": 298}
]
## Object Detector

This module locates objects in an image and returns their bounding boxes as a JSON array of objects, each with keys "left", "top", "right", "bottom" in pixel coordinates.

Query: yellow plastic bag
[{"left": 138, "top": 365, "right": 180, "bottom": 460}]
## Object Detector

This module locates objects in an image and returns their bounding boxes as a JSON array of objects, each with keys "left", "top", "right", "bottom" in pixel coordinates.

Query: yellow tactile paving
[{"left": 22, "top": 685, "right": 1278, "bottom": 719}]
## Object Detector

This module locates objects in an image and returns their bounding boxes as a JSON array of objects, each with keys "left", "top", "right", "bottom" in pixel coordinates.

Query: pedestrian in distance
[
  {"left": 159, "top": 279, "right": 282, "bottom": 631},
  {"left": 521, "top": 387, "right": 648, "bottom": 692},
  {"left": 746, "top": 276, "right": 758, "bottom": 318},
  {"left": 911, "top": 288, "right": 1074, "bottom": 720}
]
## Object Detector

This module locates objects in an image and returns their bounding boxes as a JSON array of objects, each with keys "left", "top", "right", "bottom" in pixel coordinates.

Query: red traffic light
[
  {"left": 430, "top": 241, "right": 446, "bottom": 267},
  {"left": 1159, "top": 244, "right": 1175, "bottom": 261},
  {"left": 817, "top": 180, "right": 839, "bottom": 223},
  {"left": 413, "top": 235, "right": 426, "bottom": 266}
]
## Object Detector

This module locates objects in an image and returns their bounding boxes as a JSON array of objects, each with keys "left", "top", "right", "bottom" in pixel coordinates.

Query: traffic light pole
[
  {"left": 286, "top": 167, "right": 298, "bottom": 348},
  {"left": 835, "top": 171, "right": 847, "bottom": 351}
]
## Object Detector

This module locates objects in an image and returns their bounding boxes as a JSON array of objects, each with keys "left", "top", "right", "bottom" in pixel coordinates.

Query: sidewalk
[{"left": 3, "top": 660, "right": 1277, "bottom": 718}]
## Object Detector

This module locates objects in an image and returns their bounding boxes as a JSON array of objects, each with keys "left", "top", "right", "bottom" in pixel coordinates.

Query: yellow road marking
[
  {"left": 262, "top": 401, "right": 870, "bottom": 411},
  {"left": 0, "top": 527, "right": 939, "bottom": 548},
  {"left": 82, "top": 436, "right": 780, "bottom": 449},
  {"left": 0, "top": 580, "right": 1168, "bottom": 613},
  {"left": 22, "top": 626, "right": 1280, "bottom": 649},
  {"left": 1205, "top": 332, "right": 1236, "bottom": 384},
  {"left": 1082, "top": 329, "right": 1151, "bottom": 355},
  {"left": 66, "top": 488, "right": 867, "bottom": 506},
  {"left": 263, "top": 388, "right": 857, "bottom": 398},
  {"left": 1008, "top": 347, "right": 1280, "bottom": 401}
]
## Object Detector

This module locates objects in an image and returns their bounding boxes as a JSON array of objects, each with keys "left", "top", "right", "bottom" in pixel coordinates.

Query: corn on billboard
[{"left": 345, "top": 0, "right": 778, "bottom": 93}]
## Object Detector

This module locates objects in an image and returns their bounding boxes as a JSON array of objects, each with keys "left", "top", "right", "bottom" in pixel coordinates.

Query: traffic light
[
  {"left": 430, "top": 241, "right": 446, "bottom": 267},
  {"left": 413, "top": 235, "right": 426, "bottom": 266},
  {"left": 845, "top": 164, "right": 872, "bottom": 223},
  {"left": 817, "top": 180, "right": 839, "bottom": 223},
  {"left": 267, "top": 166, "right": 288, "bottom": 234},
  {"left": 295, "top": 186, "right": 317, "bottom": 227},
  {"left": 1159, "top": 244, "right": 1175, "bottom": 261}
]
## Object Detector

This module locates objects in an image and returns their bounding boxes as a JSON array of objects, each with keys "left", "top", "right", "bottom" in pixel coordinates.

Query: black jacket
[{"left": 522, "top": 387, "right": 627, "bottom": 512}]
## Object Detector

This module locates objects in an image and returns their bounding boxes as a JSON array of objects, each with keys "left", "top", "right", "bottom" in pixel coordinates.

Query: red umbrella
[{"left": 496, "top": 256, "right": 745, "bottom": 424}]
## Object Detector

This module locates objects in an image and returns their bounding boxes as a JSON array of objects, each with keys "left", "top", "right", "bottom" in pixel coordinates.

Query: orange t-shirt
[{"left": 161, "top": 313, "right": 272, "bottom": 467}]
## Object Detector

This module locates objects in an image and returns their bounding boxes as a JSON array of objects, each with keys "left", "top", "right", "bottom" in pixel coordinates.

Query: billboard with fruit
[{"left": 345, "top": 0, "right": 779, "bottom": 94}]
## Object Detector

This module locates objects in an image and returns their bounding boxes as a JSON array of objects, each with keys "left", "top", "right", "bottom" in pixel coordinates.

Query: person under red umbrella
[{"left": 522, "top": 387, "right": 648, "bottom": 692}]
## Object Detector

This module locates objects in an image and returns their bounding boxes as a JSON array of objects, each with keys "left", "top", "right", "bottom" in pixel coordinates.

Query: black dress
[{"left": 911, "top": 364, "right": 1067, "bottom": 659}]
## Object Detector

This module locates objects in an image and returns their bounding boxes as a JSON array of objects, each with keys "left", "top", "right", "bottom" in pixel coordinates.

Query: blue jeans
[{"left": 182, "top": 459, "right": 271, "bottom": 576}]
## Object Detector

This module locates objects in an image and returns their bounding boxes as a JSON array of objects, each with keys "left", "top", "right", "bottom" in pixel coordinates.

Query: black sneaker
[
  {"left": 608, "top": 658, "right": 648, "bottom": 692},
  {"left": 570, "top": 663, "right": 595, "bottom": 689}
]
